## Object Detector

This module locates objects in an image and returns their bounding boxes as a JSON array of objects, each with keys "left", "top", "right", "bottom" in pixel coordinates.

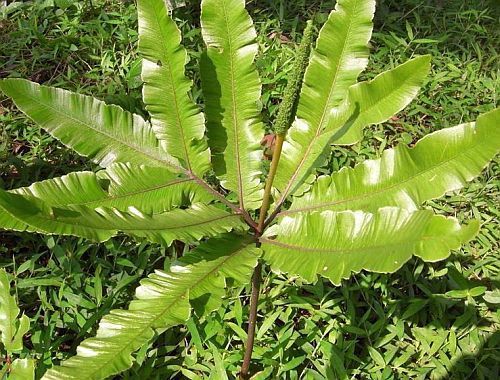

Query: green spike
[{"left": 274, "top": 20, "right": 315, "bottom": 135}]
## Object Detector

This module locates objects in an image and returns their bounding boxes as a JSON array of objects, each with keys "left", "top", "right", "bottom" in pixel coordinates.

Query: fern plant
[{"left": 0, "top": 0, "right": 498, "bottom": 378}]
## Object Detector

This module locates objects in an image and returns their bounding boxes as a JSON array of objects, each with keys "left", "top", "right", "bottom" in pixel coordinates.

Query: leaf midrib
[
  {"left": 149, "top": 10, "right": 194, "bottom": 172},
  {"left": 21, "top": 87, "right": 181, "bottom": 171},
  {"left": 0, "top": 199, "right": 239, "bottom": 234},
  {"left": 261, "top": 232, "right": 440, "bottom": 254},
  {"left": 77, "top": 177, "right": 194, "bottom": 208},
  {"left": 221, "top": 0, "right": 245, "bottom": 210},
  {"left": 281, "top": 129, "right": 485, "bottom": 216},
  {"left": 278, "top": 0, "right": 360, "bottom": 203},
  {"left": 52, "top": 243, "right": 255, "bottom": 380},
  {"left": 33, "top": 210, "right": 239, "bottom": 232},
  {"left": 67, "top": 300, "right": 182, "bottom": 380},
  {"left": 279, "top": 59, "right": 422, "bottom": 205},
  {"left": 347, "top": 59, "right": 426, "bottom": 129}
]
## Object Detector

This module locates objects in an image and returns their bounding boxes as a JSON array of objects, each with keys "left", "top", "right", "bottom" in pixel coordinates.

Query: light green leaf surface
[
  {"left": 285, "top": 108, "right": 500, "bottom": 215},
  {"left": 175, "top": 237, "right": 260, "bottom": 316},
  {"left": 8, "top": 358, "right": 35, "bottom": 380},
  {"left": 43, "top": 235, "right": 260, "bottom": 380},
  {"left": 336, "top": 55, "right": 431, "bottom": 144},
  {"left": 209, "top": 344, "right": 229, "bottom": 380},
  {"left": 483, "top": 290, "right": 500, "bottom": 304},
  {"left": 272, "top": 101, "right": 356, "bottom": 200},
  {"left": 0, "top": 191, "right": 245, "bottom": 245},
  {"left": 138, "top": 0, "right": 210, "bottom": 176},
  {"left": 273, "top": 0, "right": 376, "bottom": 199},
  {"left": 0, "top": 269, "right": 29, "bottom": 353},
  {"left": 262, "top": 208, "right": 478, "bottom": 284},
  {"left": 200, "top": 0, "right": 264, "bottom": 210},
  {"left": 12, "top": 163, "right": 214, "bottom": 214},
  {"left": 0, "top": 78, "right": 178, "bottom": 170}
]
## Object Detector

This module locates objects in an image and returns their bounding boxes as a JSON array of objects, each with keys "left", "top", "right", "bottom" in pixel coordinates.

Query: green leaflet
[
  {"left": 273, "top": 0, "right": 375, "bottom": 199},
  {"left": 297, "top": 0, "right": 375, "bottom": 118},
  {"left": 160, "top": 234, "right": 260, "bottom": 316},
  {"left": 336, "top": 55, "right": 431, "bottom": 145},
  {"left": 261, "top": 208, "right": 479, "bottom": 285},
  {"left": 42, "top": 235, "right": 260, "bottom": 380},
  {"left": 200, "top": 0, "right": 264, "bottom": 210},
  {"left": 0, "top": 79, "right": 179, "bottom": 170},
  {"left": 138, "top": 0, "right": 211, "bottom": 176},
  {"left": 12, "top": 163, "right": 214, "bottom": 214},
  {"left": 0, "top": 270, "right": 30, "bottom": 354},
  {"left": 0, "top": 191, "right": 245, "bottom": 245},
  {"left": 272, "top": 55, "right": 430, "bottom": 202},
  {"left": 271, "top": 100, "right": 356, "bottom": 200},
  {"left": 285, "top": 108, "right": 500, "bottom": 215},
  {"left": 7, "top": 359, "right": 36, "bottom": 380}
]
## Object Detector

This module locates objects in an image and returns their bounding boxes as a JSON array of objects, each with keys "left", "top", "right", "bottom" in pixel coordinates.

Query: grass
[{"left": 0, "top": 0, "right": 499, "bottom": 378}]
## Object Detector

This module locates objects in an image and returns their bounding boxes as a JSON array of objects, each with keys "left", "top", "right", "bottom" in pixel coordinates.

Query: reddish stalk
[
  {"left": 239, "top": 262, "right": 262, "bottom": 379},
  {"left": 190, "top": 174, "right": 258, "bottom": 230},
  {"left": 240, "top": 134, "right": 285, "bottom": 379}
]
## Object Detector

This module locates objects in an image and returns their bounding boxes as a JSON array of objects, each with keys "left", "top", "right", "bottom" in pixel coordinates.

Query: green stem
[{"left": 257, "top": 134, "right": 285, "bottom": 233}]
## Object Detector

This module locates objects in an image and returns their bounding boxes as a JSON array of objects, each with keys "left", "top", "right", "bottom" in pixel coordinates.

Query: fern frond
[{"left": 42, "top": 235, "right": 260, "bottom": 380}]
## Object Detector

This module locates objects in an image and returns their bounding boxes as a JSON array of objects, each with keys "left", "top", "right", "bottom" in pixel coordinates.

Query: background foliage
[{"left": 0, "top": 0, "right": 498, "bottom": 378}]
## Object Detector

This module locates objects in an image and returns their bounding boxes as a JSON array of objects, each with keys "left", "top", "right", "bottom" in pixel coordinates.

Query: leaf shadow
[
  {"left": 199, "top": 51, "right": 227, "bottom": 178},
  {"left": 445, "top": 329, "right": 500, "bottom": 380}
]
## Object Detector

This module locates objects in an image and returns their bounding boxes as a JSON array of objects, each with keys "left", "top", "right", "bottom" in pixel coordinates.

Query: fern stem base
[{"left": 240, "top": 262, "right": 262, "bottom": 379}]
